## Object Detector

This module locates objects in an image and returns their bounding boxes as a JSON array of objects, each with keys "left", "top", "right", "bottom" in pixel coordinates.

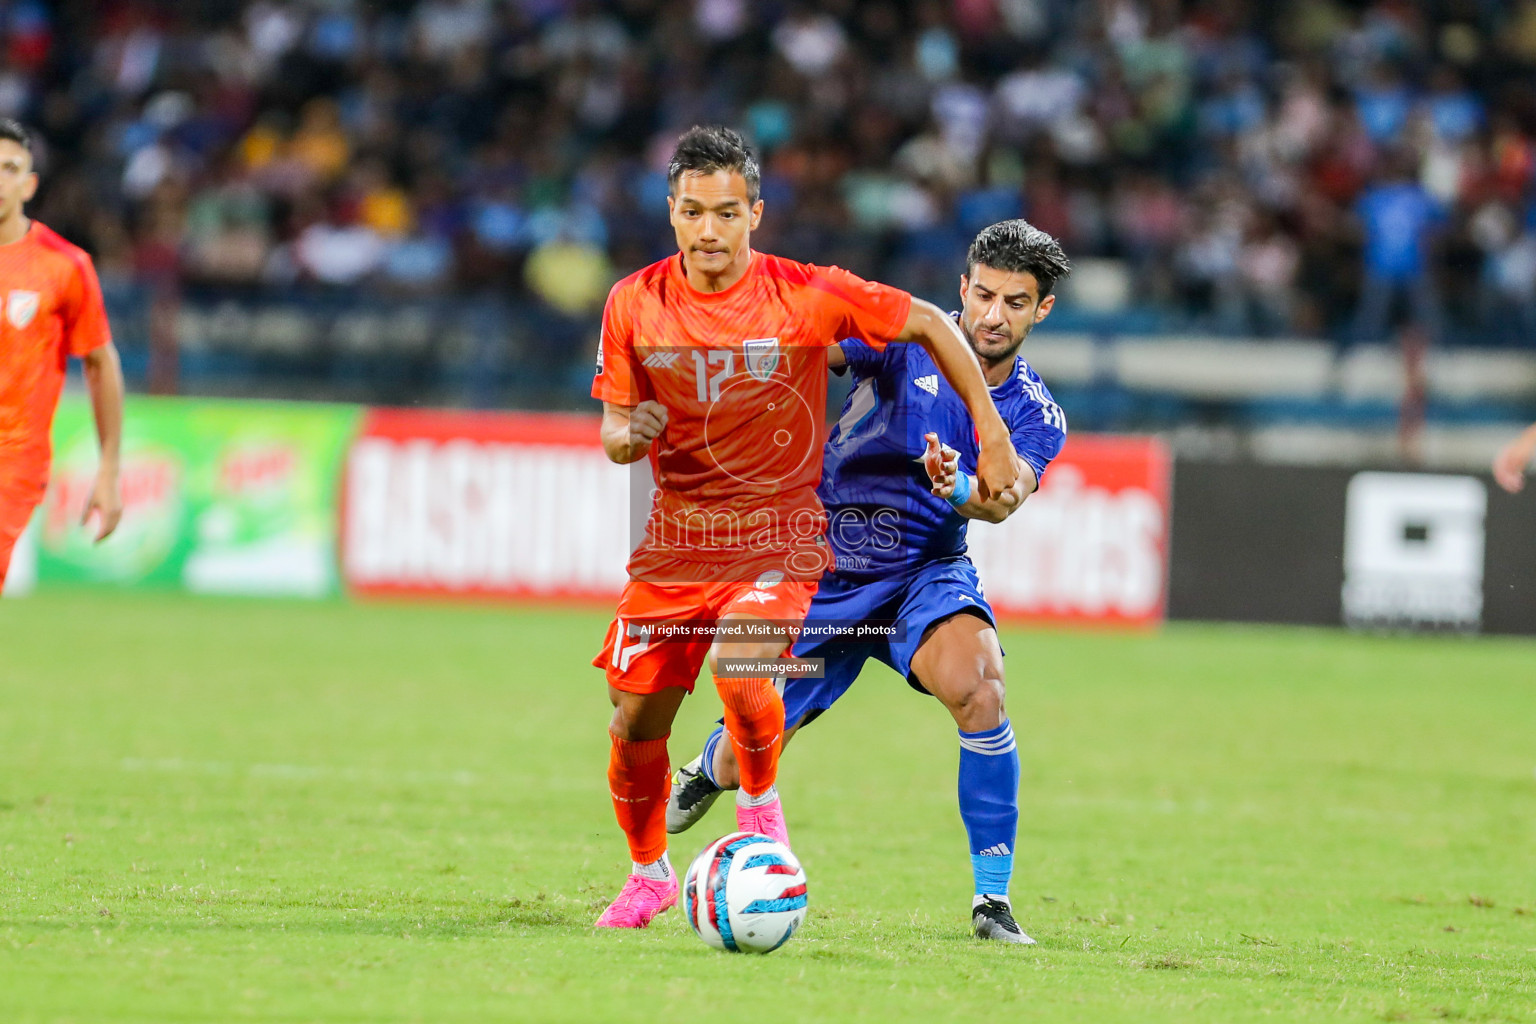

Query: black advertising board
[
  {"left": 1168, "top": 461, "right": 1536, "bottom": 635},
  {"left": 1485, "top": 484, "right": 1536, "bottom": 634}
]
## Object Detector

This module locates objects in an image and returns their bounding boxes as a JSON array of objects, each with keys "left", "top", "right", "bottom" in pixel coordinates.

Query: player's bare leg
[
  {"left": 909, "top": 612, "right": 1006, "bottom": 732},
  {"left": 708, "top": 613, "right": 794, "bottom": 846},
  {"left": 596, "top": 686, "right": 686, "bottom": 928},
  {"left": 909, "top": 612, "right": 1034, "bottom": 945}
]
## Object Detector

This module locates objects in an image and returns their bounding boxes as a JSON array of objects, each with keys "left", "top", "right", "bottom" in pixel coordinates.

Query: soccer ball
[{"left": 682, "top": 832, "right": 807, "bottom": 954}]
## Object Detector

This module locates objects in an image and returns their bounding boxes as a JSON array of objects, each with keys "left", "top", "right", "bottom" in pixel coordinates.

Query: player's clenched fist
[
  {"left": 599, "top": 400, "right": 669, "bottom": 464},
  {"left": 973, "top": 429, "right": 1019, "bottom": 501},
  {"left": 628, "top": 400, "right": 668, "bottom": 448}
]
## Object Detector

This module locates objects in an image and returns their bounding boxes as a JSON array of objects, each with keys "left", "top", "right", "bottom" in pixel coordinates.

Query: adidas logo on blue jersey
[{"left": 913, "top": 374, "right": 939, "bottom": 396}]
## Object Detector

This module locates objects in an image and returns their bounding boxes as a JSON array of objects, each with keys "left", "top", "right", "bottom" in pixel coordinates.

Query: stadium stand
[{"left": 6, "top": 0, "right": 1536, "bottom": 447}]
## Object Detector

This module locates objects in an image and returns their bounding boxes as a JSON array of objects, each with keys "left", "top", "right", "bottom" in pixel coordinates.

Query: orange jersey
[
  {"left": 591, "top": 251, "right": 911, "bottom": 581},
  {"left": 0, "top": 221, "right": 112, "bottom": 485}
]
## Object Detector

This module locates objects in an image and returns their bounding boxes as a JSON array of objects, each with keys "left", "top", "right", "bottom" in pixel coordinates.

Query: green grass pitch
[{"left": 1, "top": 591, "right": 1533, "bottom": 1023}]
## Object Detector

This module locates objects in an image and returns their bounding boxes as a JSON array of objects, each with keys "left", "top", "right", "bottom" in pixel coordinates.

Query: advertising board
[
  {"left": 341, "top": 409, "right": 1171, "bottom": 625},
  {"left": 32, "top": 397, "right": 359, "bottom": 596}
]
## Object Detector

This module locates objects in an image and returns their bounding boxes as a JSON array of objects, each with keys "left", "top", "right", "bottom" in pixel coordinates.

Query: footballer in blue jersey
[{"left": 668, "top": 220, "right": 1071, "bottom": 944}]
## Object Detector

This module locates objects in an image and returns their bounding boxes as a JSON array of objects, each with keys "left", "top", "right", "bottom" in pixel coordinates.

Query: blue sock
[
  {"left": 699, "top": 725, "right": 728, "bottom": 788},
  {"left": 958, "top": 719, "right": 1019, "bottom": 900}
]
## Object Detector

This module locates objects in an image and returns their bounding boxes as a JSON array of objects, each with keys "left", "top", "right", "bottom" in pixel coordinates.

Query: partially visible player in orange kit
[
  {"left": 589, "top": 125, "right": 1021, "bottom": 927},
  {"left": 0, "top": 119, "right": 124, "bottom": 589}
]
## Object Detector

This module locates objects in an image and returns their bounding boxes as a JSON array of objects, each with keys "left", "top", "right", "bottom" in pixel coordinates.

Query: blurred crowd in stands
[{"left": 13, "top": 0, "right": 1536, "bottom": 361}]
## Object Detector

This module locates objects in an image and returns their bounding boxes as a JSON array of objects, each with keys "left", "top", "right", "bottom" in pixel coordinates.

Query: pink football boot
[
  {"left": 594, "top": 873, "right": 679, "bottom": 928},
  {"left": 736, "top": 795, "right": 791, "bottom": 848}
]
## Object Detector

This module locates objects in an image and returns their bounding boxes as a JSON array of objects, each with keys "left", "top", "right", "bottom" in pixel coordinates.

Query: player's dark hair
[
  {"left": 0, "top": 118, "right": 32, "bottom": 152},
  {"left": 966, "top": 219, "right": 1071, "bottom": 296},
  {"left": 667, "top": 125, "right": 761, "bottom": 204}
]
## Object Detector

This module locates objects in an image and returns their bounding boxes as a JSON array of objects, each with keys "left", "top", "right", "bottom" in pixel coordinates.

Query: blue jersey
[{"left": 819, "top": 335, "right": 1066, "bottom": 579}]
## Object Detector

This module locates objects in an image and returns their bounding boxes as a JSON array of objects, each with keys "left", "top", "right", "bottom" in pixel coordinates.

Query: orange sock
[
  {"left": 715, "top": 677, "right": 784, "bottom": 798},
  {"left": 608, "top": 732, "right": 670, "bottom": 864}
]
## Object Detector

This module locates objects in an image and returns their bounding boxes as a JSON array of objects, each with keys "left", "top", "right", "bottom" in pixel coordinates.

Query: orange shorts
[
  {"left": 594, "top": 575, "right": 818, "bottom": 694},
  {"left": 0, "top": 470, "right": 45, "bottom": 589}
]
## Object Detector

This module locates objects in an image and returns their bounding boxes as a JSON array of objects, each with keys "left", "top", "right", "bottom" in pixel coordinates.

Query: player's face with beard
[
  {"left": 958, "top": 264, "right": 1056, "bottom": 365},
  {"left": 668, "top": 169, "right": 764, "bottom": 287}
]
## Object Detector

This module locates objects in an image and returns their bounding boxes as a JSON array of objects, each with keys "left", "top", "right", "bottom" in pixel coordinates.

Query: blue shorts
[{"left": 779, "top": 556, "right": 996, "bottom": 729}]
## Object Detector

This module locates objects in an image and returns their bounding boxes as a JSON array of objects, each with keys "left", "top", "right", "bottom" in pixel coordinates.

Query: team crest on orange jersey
[
  {"left": 743, "top": 337, "right": 780, "bottom": 381},
  {"left": 6, "top": 290, "right": 39, "bottom": 329}
]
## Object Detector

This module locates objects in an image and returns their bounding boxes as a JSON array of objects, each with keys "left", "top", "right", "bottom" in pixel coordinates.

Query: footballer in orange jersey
[
  {"left": 589, "top": 126, "right": 1021, "bottom": 928},
  {"left": 0, "top": 119, "right": 124, "bottom": 590}
]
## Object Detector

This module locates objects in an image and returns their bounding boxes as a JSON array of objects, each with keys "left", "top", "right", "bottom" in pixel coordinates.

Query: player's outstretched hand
[
  {"left": 629, "top": 400, "right": 669, "bottom": 451},
  {"left": 974, "top": 435, "right": 1019, "bottom": 501},
  {"left": 83, "top": 470, "right": 123, "bottom": 543},
  {"left": 922, "top": 432, "right": 960, "bottom": 498}
]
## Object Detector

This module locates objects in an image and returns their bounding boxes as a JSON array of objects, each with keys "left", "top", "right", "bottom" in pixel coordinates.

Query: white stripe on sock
[
  {"left": 959, "top": 727, "right": 1016, "bottom": 755},
  {"left": 959, "top": 731, "right": 1014, "bottom": 747}
]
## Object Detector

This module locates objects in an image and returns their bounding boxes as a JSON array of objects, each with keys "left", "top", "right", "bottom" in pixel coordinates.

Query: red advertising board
[
  {"left": 341, "top": 409, "right": 1171, "bottom": 626},
  {"left": 966, "top": 434, "right": 1171, "bottom": 626},
  {"left": 342, "top": 408, "right": 633, "bottom": 601}
]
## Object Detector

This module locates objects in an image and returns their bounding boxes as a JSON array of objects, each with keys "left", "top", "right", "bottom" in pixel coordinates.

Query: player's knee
[
  {"left": 945, "top": 672, "right": 1005, "bottom": 731},
  {"left": 608, "top": 701, "right": 668, "bottom": 742},
  {"left": 706, "top": 643, "right": 727, "bottom": 678},
  {"left": 607, "top": 704, "right": 644, "bottom": 741},
  {"left": 608, "top": 705, "right": 638, "bottom": 740}
]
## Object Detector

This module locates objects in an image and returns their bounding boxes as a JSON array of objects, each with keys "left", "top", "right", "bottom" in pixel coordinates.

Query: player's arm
[
  {"left": 67, "top": 250, "right": 124, "bottom": 543},
  {"left": 80, "top": 343, "right": 124, "bottom": 541},
  {"left": 592, "top": 280, "right": 661, "bottom": 464},
  {"left": 600, "top": 400, "right": 668, "bottom": 464},
  {"left": 923, "top": 433, "right": 1035, "bottom": 523},
  {"left": 895, "top": 300, "right": 1016, "bottom": 499},
  {"left": 1493, "top": 421, "right": 1536, "bottom": 493}
]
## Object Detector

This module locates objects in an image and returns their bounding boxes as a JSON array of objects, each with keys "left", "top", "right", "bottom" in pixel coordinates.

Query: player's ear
[
  {"left": 959, "top": 274, "right": 970, "bottom": 302},
  {"left": 21, "top": 171, "right": 37, "bottom": 203},
  {"left": 1035, "top": 293, "right": 1055, "bottom": 322},
  {"left": 749, "top": 198, "right": 764, "bottom": 230}
]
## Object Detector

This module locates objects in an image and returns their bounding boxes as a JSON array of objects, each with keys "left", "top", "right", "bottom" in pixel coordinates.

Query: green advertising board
[{"left": 32, "top": 396, "right": 360, "bottom": 596}]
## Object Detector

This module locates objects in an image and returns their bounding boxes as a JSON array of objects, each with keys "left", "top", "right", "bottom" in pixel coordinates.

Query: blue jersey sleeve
[
  {"left": 836, "top": 337, "right": 890, "bottom": 379},
  {"left": 1011, "top": 367, "right": 1068, "bottom": 484}
]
